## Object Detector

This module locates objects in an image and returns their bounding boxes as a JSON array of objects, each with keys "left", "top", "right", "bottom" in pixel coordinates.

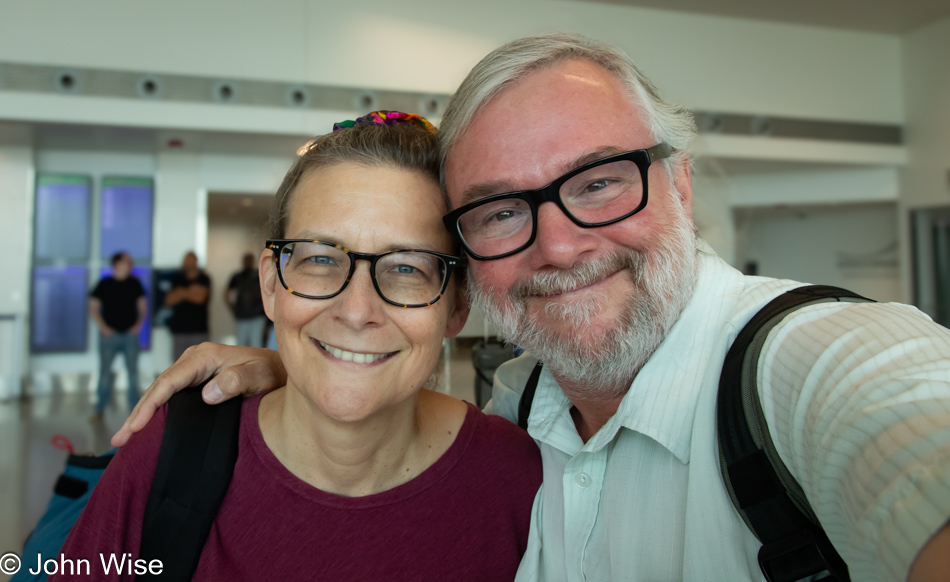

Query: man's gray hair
[{"left": 438, "top": 33, "right": 697, "bottom": 200}]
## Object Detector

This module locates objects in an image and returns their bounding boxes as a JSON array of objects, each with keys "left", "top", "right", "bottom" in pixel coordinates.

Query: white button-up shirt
[{"left": 487, "top": 247, "right": 950, "bottom": 582}]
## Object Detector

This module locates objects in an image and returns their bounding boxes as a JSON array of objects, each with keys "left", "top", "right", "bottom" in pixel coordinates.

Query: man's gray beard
[{"left": 468, "top": 200, "right": 699, "bottom": 400}]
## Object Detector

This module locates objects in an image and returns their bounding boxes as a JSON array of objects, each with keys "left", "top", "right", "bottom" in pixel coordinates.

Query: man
[
  {"left": 224, "top": 252, "right": 266, "bottom": 347},
  {"left": 165, "top": 251, "right": 211, "bottom": 360},
  {"left": 116, "top": 35, "right": 949, "bottom": 581},
  {"left": 89, "top": 252, "right": 146, "bottom": 422}
]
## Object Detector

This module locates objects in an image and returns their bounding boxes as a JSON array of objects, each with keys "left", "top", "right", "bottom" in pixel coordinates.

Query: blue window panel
[
  {"left": 100, "top": 176, "right": 154, "bottom": 261},
  {"left": 34, "top": 174, "right": 92, "bottom": 262},
  {"left": 31, "top": 266, "right": 89, "bottom": 353}
]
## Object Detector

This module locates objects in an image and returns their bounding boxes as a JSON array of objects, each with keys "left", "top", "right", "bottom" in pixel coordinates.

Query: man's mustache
[{"left": 509, "top": 251, "right": 646, "bottom": 300}]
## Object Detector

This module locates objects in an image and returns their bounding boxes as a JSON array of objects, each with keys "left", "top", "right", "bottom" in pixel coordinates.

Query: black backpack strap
[
  {"left": 517, "top": 361, "right": 544, "bottom": 430},
  {"left": 138, "top": 386, "right": 242, "bottom": 581},
  {"left": 718, "top": 285, "right": 873, "bottom": 582}
]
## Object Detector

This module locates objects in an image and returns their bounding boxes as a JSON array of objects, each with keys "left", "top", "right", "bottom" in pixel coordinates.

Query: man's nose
[{"left": 528, "top": 202, "right": 599, "bottom": 271}]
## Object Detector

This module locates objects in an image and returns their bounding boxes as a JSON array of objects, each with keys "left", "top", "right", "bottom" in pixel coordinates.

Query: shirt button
[{"left": 575, "top": 472, "right": 591, "bottom": 488}]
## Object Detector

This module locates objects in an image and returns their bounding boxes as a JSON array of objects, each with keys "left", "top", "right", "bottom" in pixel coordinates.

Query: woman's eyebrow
[
  {"left": 382, "top": 241, "right": 442, "bottom": 253},
  {"left": 289, "top": 233, "right": 443, "bottom": 254},
  {"left": 291, "top": 232, "right": 337, "bottom": 244}
]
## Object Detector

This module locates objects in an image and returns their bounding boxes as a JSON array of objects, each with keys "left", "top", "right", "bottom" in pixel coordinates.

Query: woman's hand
[{"left": 111, "top": 343, "right": 287, "bottom": 447}]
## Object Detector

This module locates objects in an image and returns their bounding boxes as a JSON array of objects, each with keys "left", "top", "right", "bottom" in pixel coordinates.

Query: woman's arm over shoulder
[
  {"left": 112, "top": 344, "right": 284, "bottom": 448},
  {"left": 49, "top": 406, "right": 169, "bottom": 581}
]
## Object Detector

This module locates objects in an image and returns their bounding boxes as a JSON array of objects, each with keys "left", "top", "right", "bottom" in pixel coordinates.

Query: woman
[{"left": 53, "top": 112, "right": 542, "bottom": 581}]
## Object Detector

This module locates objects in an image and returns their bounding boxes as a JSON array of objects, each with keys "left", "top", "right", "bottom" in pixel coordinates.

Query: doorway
[{"left": 206, "top": 192, "right": 273, "bottom": 344}]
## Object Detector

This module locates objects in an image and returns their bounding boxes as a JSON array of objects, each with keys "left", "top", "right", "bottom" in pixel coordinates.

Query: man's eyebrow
[
  {"left": 460, "top": 181, "right": 517, "bottom": 207},
  {"left": 457, "top": 146, "right": 629, "bottom": 208},
  {"left": 563, "top": 146, "right": 627, "bottom": 174}
]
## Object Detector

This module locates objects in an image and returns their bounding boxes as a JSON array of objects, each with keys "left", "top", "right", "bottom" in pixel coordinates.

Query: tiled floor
[{"left": 0, "top": 340, "right": 490, "bottom": 582}]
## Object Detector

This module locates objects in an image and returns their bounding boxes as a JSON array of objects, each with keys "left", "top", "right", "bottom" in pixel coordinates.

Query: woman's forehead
[{"left": 286, "top": 163, "right": 449, "bottom": 249}]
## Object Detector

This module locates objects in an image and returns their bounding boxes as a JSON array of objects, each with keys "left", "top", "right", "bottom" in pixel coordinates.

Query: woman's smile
[{"left": 313, "top": 338, "right": 398, "bottom": 365}]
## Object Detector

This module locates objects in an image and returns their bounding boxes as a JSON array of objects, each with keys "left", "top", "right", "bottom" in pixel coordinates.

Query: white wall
[
  {"left": 0, "top": 135, "right": 33, "bottom": 317},
  {"left": 691, "top": 161, "right": 902, "bottom": 266},
  {"left": 729, "top": 166, "right": 900, "bottom": 207},
  {"left": 901, "top": 17, "right": 950, "bottom": 209},
  {"left": 735, "top": 202, "right": 901, "bottom": 302},
  {"left": 900, "top": 17, "right": 950, "bottom": 303},
  {"left": 153, "top": 151, "right": 290, "bottom": 266},
  {"left": 691, "top": 159, "right": 736, "bottom": 265},
  {"left": 0, "top": 126, "right": 33, "bottom": 398},
  {"left": 154, "top": 152, "right": 204, "bottom": 265}
]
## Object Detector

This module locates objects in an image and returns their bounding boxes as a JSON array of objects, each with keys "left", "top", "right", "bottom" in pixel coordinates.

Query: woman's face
[{"left": 261, "top": 162, "right": 469, "bottom": 423}]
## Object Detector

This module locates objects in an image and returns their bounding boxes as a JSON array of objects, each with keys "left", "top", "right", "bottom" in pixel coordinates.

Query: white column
[{"left": 0, "top": 130, "right": 35, "bottom": 399}]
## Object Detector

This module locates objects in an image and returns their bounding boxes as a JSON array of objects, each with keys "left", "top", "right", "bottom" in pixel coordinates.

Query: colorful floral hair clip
[{"left": 332, "top": 110, "right": 437, "bottom": 134}]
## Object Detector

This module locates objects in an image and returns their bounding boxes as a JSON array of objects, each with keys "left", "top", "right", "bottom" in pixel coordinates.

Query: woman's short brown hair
[{"left": 268, "top": 122, "right": 440, "bottom": 240}]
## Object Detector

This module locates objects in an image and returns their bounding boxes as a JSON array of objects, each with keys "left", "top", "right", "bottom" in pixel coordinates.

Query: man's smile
[{"left": 529, "top": 269, "right": 623, "bottom": 301}]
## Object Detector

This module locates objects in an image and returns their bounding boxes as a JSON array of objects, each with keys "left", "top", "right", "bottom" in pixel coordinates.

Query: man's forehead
[
  {"left": 443, "top": 58, "right": 651, "bottom": 207},
  {"left": 454, "top": 145, "right": 628, "bottom": 206}
]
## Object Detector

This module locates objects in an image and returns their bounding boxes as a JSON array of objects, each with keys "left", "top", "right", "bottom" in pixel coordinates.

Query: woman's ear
[
  {"left": 259, "top": 249, "right": 279, "bottom": 322},
  {"left": 443, "top": 279, "right": 471, "bottom": 339}
]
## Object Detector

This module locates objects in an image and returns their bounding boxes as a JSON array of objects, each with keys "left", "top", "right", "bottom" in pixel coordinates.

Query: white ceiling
[{"left": 568, "top": 0, "right": 950, "bottom": 33}]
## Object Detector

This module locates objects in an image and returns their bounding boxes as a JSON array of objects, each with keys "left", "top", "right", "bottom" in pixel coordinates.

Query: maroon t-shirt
[{"left": 52, "top": 395, "right": 542, "bottom": 581}]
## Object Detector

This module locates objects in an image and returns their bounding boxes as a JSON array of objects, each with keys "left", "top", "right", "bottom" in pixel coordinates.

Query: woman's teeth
[{"left": 318, "top": 341, "right": 391, "bottom": 364}]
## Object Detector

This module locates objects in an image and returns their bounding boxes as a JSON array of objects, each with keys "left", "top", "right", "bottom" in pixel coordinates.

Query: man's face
[
  {"left": 444, "top": 59, "right": 698, "bottom": 392},
  {"left": 183, "top": 252, "right": 198, "bottom": 271},
  {"left": 113, "top": 254, "right": 133, "bottom": 280}
]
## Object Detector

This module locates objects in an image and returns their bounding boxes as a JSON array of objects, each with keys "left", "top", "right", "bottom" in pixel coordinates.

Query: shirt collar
[{"left": 526, "top": 243, "right": 746, "bottom": 463}]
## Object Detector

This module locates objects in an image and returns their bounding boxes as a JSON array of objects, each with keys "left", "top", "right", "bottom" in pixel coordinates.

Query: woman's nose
[{"left": 333, "top": 262, "right": 385, "bottom": 329}]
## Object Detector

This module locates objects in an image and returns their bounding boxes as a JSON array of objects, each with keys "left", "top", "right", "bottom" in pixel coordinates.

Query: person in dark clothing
[
  {"left": 165, "top": 251, "right": 211, "bottom": 360},
  {"left": 224, "top": 253, "right": 266, "bottom": 347},
  {"left": 89, "top": 251, "right": 146, "bottom": 422}
]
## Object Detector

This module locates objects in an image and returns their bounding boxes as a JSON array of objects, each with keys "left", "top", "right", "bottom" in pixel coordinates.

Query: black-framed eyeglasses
[
  {"left": 266, "top": 239, "right": 462, "bottom": 308},
  {"left": 442, "top": 143, "right": 673, "bottom": 260}
]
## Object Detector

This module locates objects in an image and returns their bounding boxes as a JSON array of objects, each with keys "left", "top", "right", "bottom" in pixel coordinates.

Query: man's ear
[
  {"left": 671, "top": 155, "right": 693, "bottom": 220},
  {"left": 444, "top": 279, "right": 471, "bottom": 339},
  {"left": 259, "top": 249, "right": 279, "bottom": 322}
]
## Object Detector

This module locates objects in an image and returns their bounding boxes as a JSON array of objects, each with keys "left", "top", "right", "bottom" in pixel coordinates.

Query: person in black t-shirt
[
  {"left": 165, "top": 251, "right": 211, "bottom": 361},
  {"left": 224, "top": 253, "right": 267, "bottom": 348},
  {"left": 89, "top": 251, "right": 146, "bottom": 423}
]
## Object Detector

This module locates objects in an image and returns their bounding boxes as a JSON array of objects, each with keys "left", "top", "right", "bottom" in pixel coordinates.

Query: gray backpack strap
[{"left": 718, "top": 285, "right": 873, "bottom": 582}]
